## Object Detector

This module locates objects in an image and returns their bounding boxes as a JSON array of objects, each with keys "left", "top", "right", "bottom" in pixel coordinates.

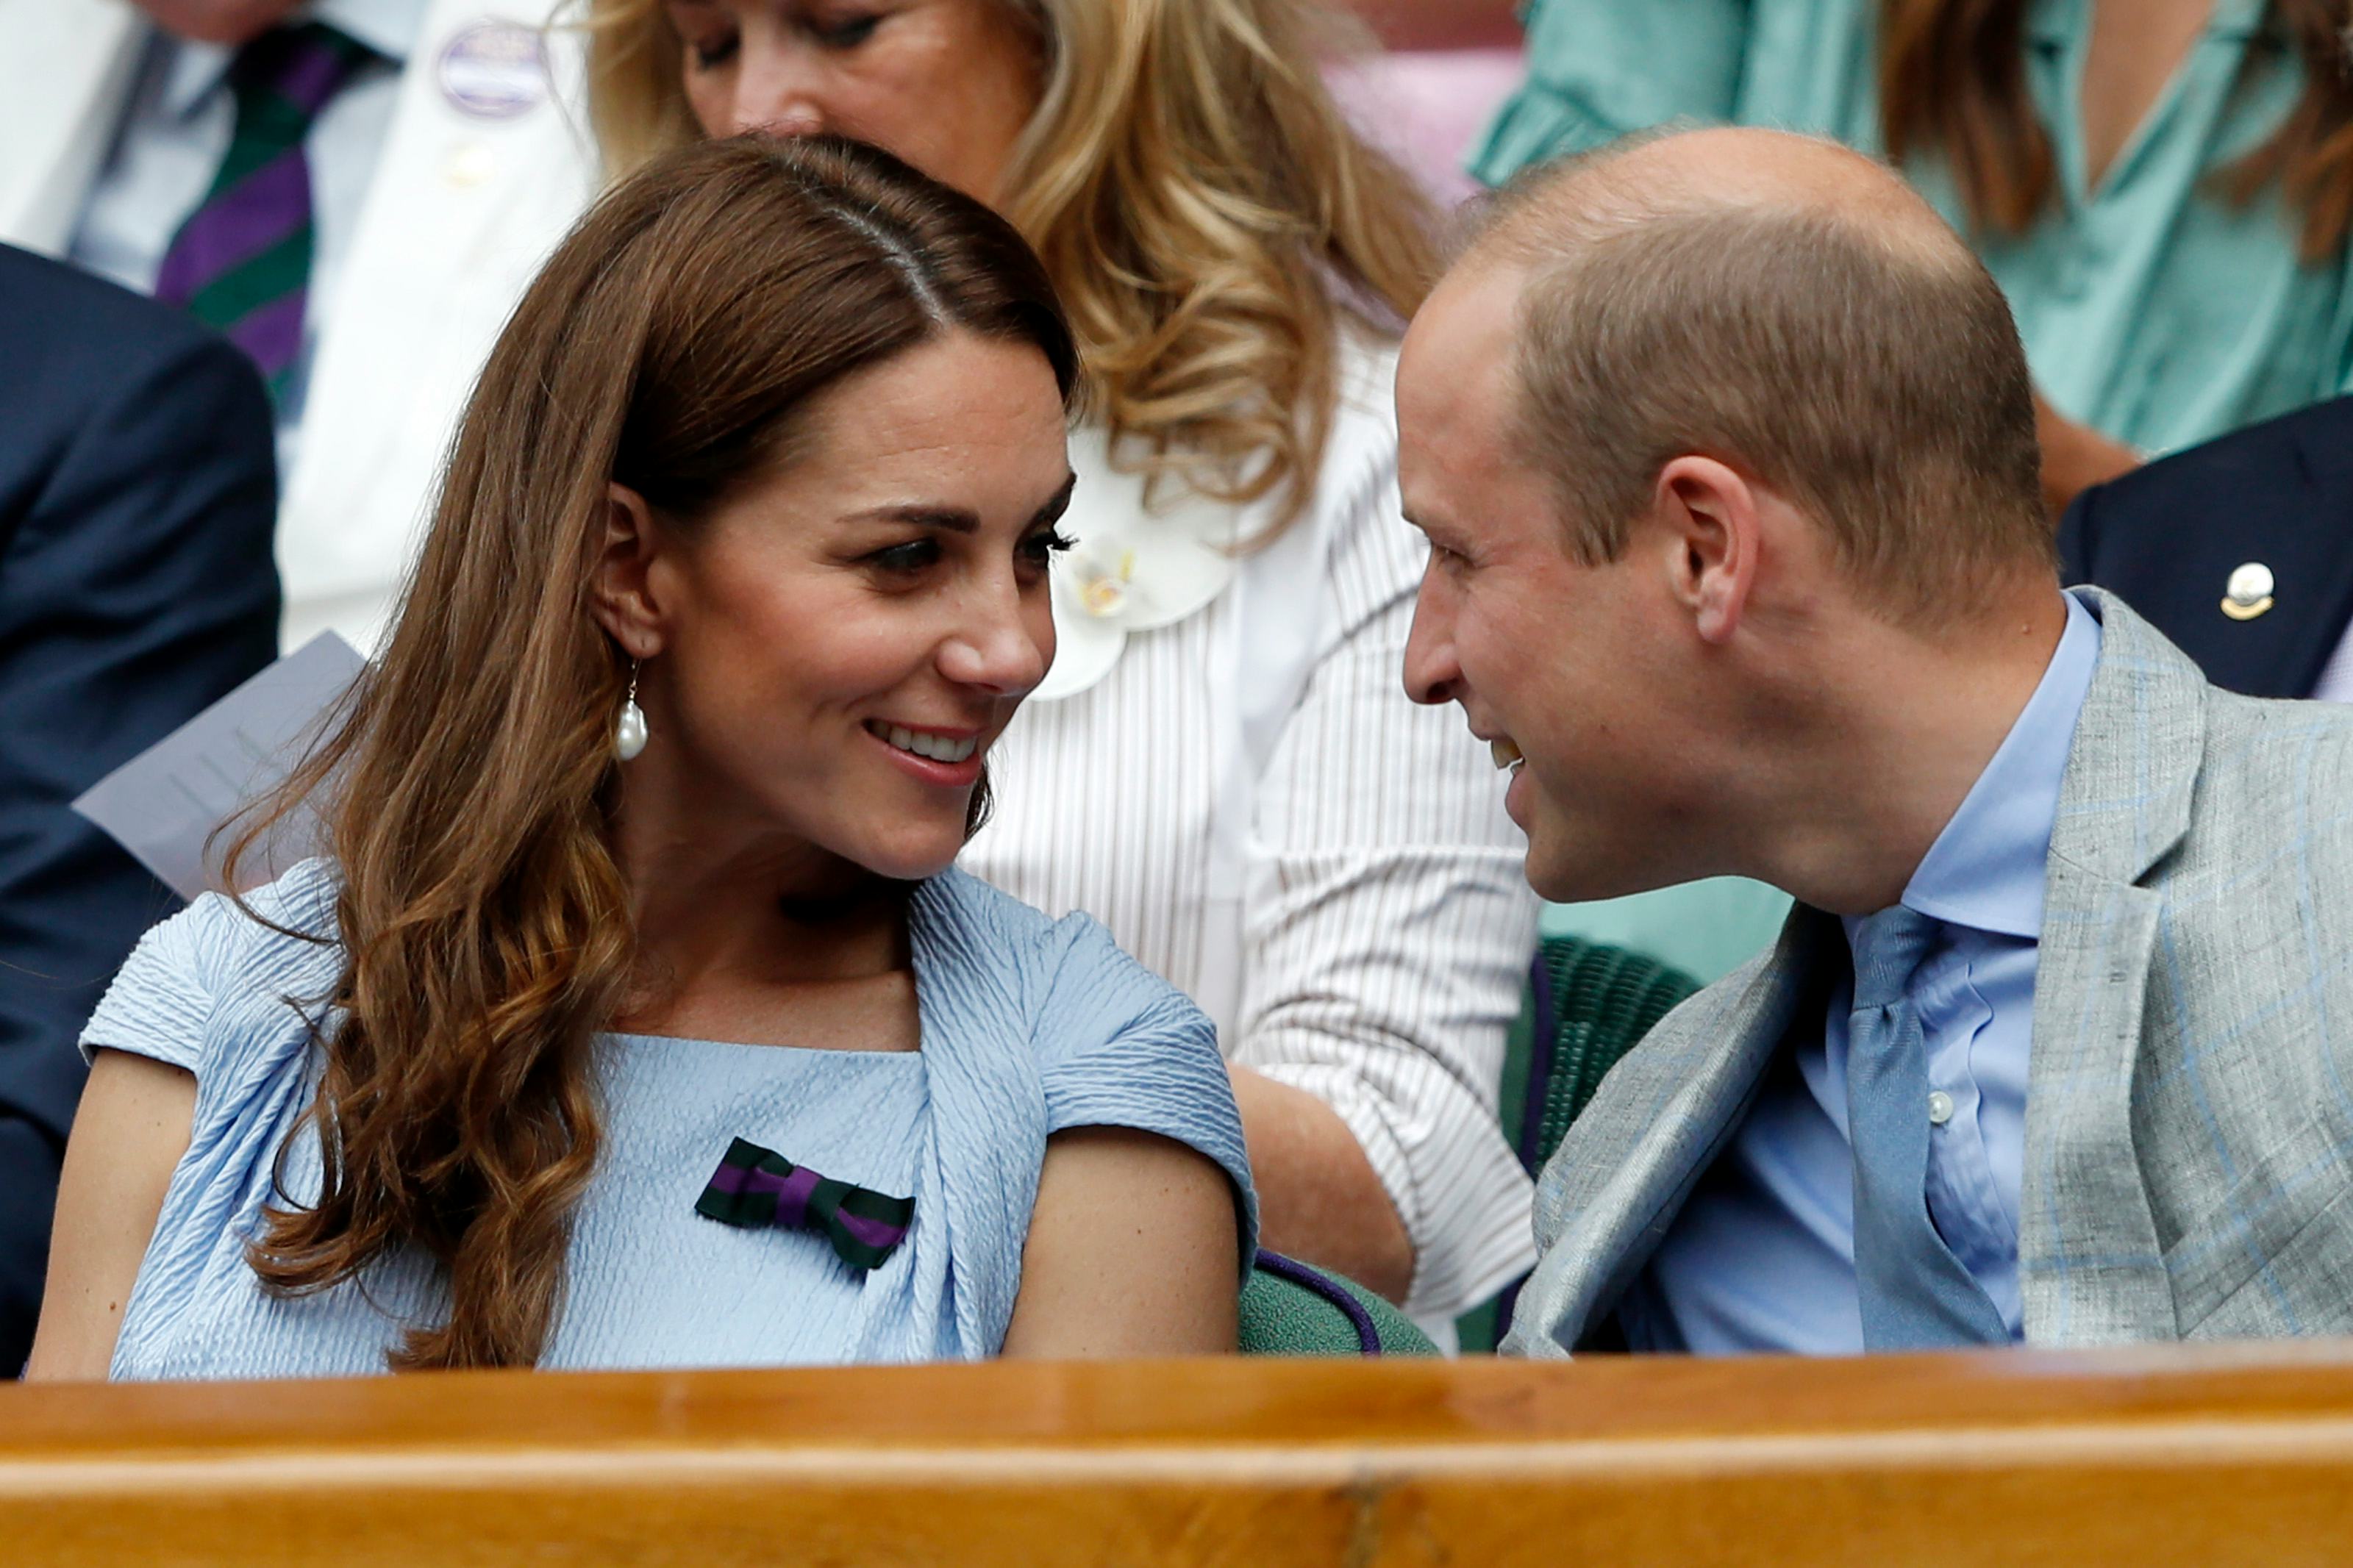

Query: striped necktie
[{"left": 153, "top": 21, "right": 379, "bottom": 400}]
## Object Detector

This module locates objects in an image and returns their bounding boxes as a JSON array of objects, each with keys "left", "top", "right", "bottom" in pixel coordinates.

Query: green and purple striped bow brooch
[{"left": 694, "top": 1137, "right": 914, "bottom": 1272}]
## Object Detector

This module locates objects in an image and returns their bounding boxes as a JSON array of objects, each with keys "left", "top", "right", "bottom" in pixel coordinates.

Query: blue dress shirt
[
  {"left": 1618, "top": 591, "right": 2103, "bottom": 1353},
  {"left": 66, "top": 0, "right": 425, "bottom": 468}
]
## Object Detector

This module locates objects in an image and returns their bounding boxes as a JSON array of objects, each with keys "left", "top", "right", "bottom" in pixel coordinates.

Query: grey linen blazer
[{"left": 1505, "top": 590, "right": 2353, "bottom": 1356}]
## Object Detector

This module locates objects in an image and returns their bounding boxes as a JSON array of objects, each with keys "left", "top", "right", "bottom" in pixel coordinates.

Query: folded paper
[{"left": 71, "top": 631, "right": 365, "bottom": 900}]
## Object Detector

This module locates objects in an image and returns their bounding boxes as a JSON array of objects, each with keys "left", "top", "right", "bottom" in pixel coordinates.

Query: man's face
[{"left": 1398, "top": 263, "right": 1697, "bottom": 903}]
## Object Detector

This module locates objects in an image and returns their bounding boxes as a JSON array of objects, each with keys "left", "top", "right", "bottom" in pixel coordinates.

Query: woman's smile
[{"left": 864, "top": 717, "right": 985, "bottom": 786}]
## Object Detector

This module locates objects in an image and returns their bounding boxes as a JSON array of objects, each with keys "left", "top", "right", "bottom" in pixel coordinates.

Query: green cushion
[
  {"left": 1457, "top": 935, "right": 1702, "bottom": 1353},
  {"left": 1524, "top": 935, "right": 1702, "bottom": 1170},
  {"left": 1238, "top": 1251, "right": 1438, "bottom": 1356}
]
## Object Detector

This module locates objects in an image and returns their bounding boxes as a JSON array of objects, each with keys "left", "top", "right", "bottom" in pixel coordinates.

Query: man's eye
[
  {"left": 866, "top": 539, "right": 939, "bottom": 573},
  {"left": 686, "top": 31, "right": 739, "bottom": 69}
]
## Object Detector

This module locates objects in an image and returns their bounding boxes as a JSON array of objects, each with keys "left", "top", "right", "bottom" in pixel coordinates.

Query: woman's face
[
  {"left": 133, "top": 0, "right": 300, "bottom": 43},
  {"left": 605, "top": 331, "right": 1072, "bottom": 884},
  {"left": 663, "top": 0, "right": 1043, "bottom": 206}
]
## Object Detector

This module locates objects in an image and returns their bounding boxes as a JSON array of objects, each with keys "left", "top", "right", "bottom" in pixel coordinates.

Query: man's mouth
[
  {"left": 1490, "top": 737, "right": 1524, "bottom": 772},
  {"left": 864, "top": 720, "right": 979, "bottom": 765}
]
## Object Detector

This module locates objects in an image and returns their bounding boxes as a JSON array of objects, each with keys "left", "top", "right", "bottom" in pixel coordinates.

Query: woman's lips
[{"left": 864, "top": 719, "right": 985, "bottom": 787}]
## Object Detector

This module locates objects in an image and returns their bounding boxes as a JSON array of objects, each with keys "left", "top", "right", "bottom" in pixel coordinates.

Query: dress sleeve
[
  {"left": 1032, "top": 914, "right": 1260, "bottom": 1266},
  {"left": 76, "top": 894, "right": 241, "bottom": 1074},
  {"left": 1469, "top": 0, "right": 1754, "bottom": 187},
  {"left": 77, "top": 862, "right": 338, "bottom": 1078},
  {"left": 1235, "top": 427, "right": 1543, "bottom": 1321}
]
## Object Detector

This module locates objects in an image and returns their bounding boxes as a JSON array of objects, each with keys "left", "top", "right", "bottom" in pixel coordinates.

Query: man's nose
[{"left": 1402, "top": 568, "right": 1462, "bottom": 707}]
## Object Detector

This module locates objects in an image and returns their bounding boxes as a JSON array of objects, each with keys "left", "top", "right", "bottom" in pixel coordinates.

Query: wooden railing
[{"left": 8, "top": 1343, "right": 2353, "bottom": 1564}]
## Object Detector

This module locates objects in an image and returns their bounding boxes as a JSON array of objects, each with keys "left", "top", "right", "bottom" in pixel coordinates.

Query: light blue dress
[{"left": 81, "top": 859, "right": 1257, "bottom": 1380}]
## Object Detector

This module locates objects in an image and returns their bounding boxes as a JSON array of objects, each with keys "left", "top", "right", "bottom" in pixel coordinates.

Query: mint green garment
[
  {"left": 1540, "top": 880, "right": 1793, "bottom": 985},
  {"left": 1473, "top": 0, "right": 2353, "bottom": 458}
]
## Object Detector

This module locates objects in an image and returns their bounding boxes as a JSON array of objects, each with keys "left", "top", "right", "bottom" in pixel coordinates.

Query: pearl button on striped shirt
[{"left": 963, "top": 335, "right": 1540, "bottom": 1320}]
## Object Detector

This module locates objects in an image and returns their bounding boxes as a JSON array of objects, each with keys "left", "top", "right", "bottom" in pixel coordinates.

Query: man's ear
[
  {"left": 590, "top": 484, "right": 669, "bottom": 659},
  {"left": 1654, "top": 456, "right": 1760, "bottom": 645}
]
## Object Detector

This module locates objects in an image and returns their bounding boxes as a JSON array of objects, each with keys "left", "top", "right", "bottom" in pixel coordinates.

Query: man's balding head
[
  {"left": 1431, "top": 126, "right": 2051, "bottom": 623},
  {"left": 1399, "top": 127, "right": 2071, "bottom": 904},
  {"left": 1471, "top": 126, "right": 1943, "bottom": 260}
]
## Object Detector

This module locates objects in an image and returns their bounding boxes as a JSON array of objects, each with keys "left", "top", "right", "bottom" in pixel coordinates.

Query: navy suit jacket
[
  {"left": 2060, "top": 396, "right": 2353, "bottom": 700},
  {"left": 0, "top": 246, "right": 278, "bottom": 1370}
]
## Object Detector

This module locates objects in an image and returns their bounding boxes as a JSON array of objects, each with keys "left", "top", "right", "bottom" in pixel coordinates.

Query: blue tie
[{"left": 1846, "top": 906, "right": 2010, "bottom": 1350}]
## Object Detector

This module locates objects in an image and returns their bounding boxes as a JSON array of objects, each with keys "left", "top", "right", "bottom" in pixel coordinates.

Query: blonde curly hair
[{"left": 575, "top": 0, "right": 1439, "bottom": 535}]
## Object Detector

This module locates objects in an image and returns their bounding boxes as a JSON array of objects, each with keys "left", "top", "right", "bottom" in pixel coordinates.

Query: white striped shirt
[{"left": 963, "top": 335, "right": 1540, "bottom": 1318}]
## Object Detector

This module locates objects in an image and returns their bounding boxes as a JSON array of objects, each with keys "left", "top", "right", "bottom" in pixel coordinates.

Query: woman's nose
[
  {"left": 726, "top": 53, "right": 828, "bottom": 138},
  {"left": 939, "top": 601, "right": 1051, "bottom": 698}
]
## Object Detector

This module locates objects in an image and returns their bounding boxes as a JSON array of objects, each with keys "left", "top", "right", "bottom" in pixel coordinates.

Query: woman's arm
[
  {"left": 1477, "top": 0, "right": 1752, "bottom": 165},
  {"left": 22, "top": 1049, "right": 194, "bottom": 1381},
  {"left": 1000, "top": 1127, "right": 1239, "bottom": 1356},
  {"left": 2036, "top": 393, "right": 2142, "bottom": 517},
  {"left": 1229, "top": 1064, "right": 1413, "bottom": 1300}
]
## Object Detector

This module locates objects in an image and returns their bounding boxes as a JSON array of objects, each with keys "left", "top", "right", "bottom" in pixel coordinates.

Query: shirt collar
[
  {"left": 158, "top": 0, "right": 427, "bottom": 121},
  {"left": 158, "top": 35, "right": 234, "bottom": 118},
  {"left": 1898, "top": 589, "right": 2102, "bottom": 941}
]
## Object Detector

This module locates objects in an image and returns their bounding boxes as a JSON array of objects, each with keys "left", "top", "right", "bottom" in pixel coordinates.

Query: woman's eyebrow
[{"left": 843, "top": 504, "right": 981, "bottom": 533}]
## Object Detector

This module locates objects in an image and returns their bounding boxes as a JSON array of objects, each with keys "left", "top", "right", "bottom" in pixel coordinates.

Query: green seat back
[
  {"left": 1238, "top": 1250, "right": 1438, "bottom": 1356},
  {"left": 1236, "top": 939, "right": 1702, "bottom": 1357},
  {"left": 1457, "top": 935, "right": 1702, "bottom": 1351},
  {"left": 1520, "top": 934, "right": 1702, "bottom": 1173}
]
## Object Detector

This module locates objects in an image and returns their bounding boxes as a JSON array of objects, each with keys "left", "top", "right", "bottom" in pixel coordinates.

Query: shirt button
[{"left": 1927, "top": 1090, "right": 1955, "bottom": 1126}]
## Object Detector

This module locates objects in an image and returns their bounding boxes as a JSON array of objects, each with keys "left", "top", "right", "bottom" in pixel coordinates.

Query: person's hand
[{"left": 2035, "top": 392, "right": 2142, "bottom": 518}]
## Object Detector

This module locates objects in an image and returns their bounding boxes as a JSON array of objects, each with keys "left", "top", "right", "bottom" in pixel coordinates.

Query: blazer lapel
[
  {"left": 2276, "top": 403, "right": 2353, "bottom": 697},
  {"left": 2023, "top": 590, "right": 2206, "bottom": 1344},
  {"left": 0, "top": 0, "right": 144, "bottom": 254},
  {"left": 1504, "top": 908, "right": 1838, "bottom": 1356},
  {"left": 2151, "top": 401, "right": 2353, "bottom": 700}
]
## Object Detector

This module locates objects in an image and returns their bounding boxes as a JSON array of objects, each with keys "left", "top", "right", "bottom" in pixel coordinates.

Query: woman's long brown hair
[
  {"left": 1880, "top": 0, "right": 2353, "bottom": 260},
  {"left": 222, "top": 135, "right": 1077, "bottom": 1371}
]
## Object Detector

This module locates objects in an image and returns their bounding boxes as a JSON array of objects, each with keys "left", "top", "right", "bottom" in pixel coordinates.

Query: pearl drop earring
[{"left": 615, "top": 659, "right": 649, "bottom": 762}]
